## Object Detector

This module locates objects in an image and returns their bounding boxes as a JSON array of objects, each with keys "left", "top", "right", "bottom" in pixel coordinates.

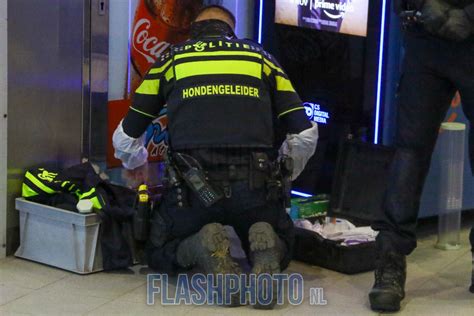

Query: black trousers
[
  {"left": 146, "top": 180, "right": 295, "bottom": 273},
  {"left": 372, "top": 31, "right": 474, "bottom": 255}
]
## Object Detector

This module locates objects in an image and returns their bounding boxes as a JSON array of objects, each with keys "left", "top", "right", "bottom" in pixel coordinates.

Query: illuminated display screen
[
  {"left": 304, "top": 102, "right": 330, "bottom": 125},
  {"left": 275, "top": 0, "right": 369, "bottom": 37}
]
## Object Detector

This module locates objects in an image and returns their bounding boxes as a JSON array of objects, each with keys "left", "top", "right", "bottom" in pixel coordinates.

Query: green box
[{"left": 291, "top": 194, "right": 330, "bottom": 219}]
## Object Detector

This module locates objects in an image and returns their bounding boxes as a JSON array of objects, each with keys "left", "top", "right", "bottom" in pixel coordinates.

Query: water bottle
[
  {"left": 133, "top": 184, "right": 151, "bottom": 241},
  {"left": 435, "top": 123, "right": 465, "bottom": 250}
]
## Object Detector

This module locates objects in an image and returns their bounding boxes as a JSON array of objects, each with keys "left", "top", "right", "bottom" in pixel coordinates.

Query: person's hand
[
  {"left": 122, "top": 163, "right": 149, "bottom": 189},
  {"left": 421, "top": 0, "right": 451, "bottom": 35},
  {"left": 438, "top": 9, "right": 472, "bottom": 41}
]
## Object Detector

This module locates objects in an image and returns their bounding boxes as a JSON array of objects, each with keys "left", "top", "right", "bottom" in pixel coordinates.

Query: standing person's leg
[
  {"left": 370, "top": 35, "right": 456, "bottom": 312},
  {"left": 453, "top": 44, "right": 474, "bottom": 292}
]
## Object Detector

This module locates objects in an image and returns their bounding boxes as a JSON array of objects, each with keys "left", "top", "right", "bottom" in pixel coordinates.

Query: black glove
[
  {"left": 438, "top": 9, "right": 473, "bottom": 41},
  {"left": 421, "top": 0, "right": 451, "bottom": 34}
]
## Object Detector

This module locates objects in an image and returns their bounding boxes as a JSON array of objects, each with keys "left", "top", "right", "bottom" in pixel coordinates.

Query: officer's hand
[
  {"left": 122, "top": 163, "right": 149, "bottom": 189},
  {"left": 438, "top": 9, "right": 472, "bottom": 41},
  {"left": 421, "top": 0, "right": 451, "bottom": 34}
]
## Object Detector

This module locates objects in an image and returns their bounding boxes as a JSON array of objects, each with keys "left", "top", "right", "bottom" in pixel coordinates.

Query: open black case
[{"left": 293, "top": 140, "right": 396, "bottom": 274}]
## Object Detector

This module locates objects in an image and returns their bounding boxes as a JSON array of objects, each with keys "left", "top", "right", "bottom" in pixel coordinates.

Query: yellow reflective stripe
[
  {"left": 135, "top": 79, "right": 160, "bottom": 95},
  {"left": 175, "top": 50, "right": 262, "bottom": 60},
  {"left": 130, "top": 106, "right": 156, "bottom": 119},
  {"left": 90, "top": 196, "right": 103, "bottom": 209},
  {"left": 165, "top": 67, "right": 174, "bottom": 81},
  {"left": 276, "top": 75, "right": 295, "bottom": 92},
  {"left": 25, "top": 172, "right": 56, "bottom": 194},
  {"left": 175, "top": 60, "right": 262, "bottom": 80},
  {"left": 148, "top": 60, "right": 172, "bottom": 74},
  {"left": 278, "top": 107, "right": 305, "bottom": 119},
  {"left": 264, "top": 58, "right": 284, "bottom": 74},
  {"left": 79, "top": 188, "right": 96, "bottom": 199},
  {"left": 263, "top": 64, "right": 271, "bottom": 77},
  {"left": 22, "top": 183, "right": 39, "bottom": 198}
]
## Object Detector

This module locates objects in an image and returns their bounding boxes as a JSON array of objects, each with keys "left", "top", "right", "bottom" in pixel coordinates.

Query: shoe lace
[
  {"left": 375, "top": 255, "right": 405, "bottom": 289},
  {"left": 211, "top": 245, "right": 241, "bottom": 274}
]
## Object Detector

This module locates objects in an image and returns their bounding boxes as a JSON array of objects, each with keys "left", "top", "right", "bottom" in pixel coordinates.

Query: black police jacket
[{"left": 123, "top": 32, "right": 305, "bottom": 151}]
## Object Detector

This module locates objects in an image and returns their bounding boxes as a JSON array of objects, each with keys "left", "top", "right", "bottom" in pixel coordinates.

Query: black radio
[{"left": 182, "top": 167, "right": 222, "bottom": 207}]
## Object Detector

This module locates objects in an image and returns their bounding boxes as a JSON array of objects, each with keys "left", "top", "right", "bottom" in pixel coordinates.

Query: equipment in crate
[{"left": 18, "top": 162, "right": 139, "bottom": 272}]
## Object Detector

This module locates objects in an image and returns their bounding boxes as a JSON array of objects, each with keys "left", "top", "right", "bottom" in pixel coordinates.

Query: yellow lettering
[
  {"left": 188, "top": 88, "right": 195, "bottom": 97},
  {"left": 236, "top": 86, "right": 241, "bottom": 95},
  {"left": 243, "top": 86, "right": 249, "bottom": 95},
  {"left": 212, "top": 85, "right": 219, "bottom": 94},
  {"left": 209, "top": 42, "right": 216, "bottom": 48},
  {"left": 183, "top": 89, "right": 189, "bottom": 98},
  {"left": 194, "top": 87, "right": 200, "bottom": 96},
  {"left": 243, "top": 44, "right": 250, "bottom": 49},
  {"left": 185, "top": 45, "right": 192, "bottom": 51},
  {"left": 206, "top": 85, "right": 212, "bottom": 95},
  {"left": 254, "top": 88, "right": 260, "bottom": 98},
  {"left": 201, "top": 86, "right": 207, "bottom": 95},
  {"left": 225, "top": 85, "right": 231, "bottom": 94}
]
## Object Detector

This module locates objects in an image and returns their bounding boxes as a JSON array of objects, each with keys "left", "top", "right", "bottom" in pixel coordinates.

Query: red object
[
  {"left": 130, "top": 0, "right": 202, "bottom": 93},
  {"left": 108, "top": 1, "right": 203, "bottom": 167}
]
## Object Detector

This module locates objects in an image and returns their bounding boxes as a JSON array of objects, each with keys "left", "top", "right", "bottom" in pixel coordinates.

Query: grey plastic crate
[{"left": 15, "top": 198, "right": 103, "bottom": 274}]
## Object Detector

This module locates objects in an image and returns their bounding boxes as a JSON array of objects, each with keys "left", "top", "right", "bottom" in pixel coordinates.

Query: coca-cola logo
[{"left": 133, "top": 18, "right": 171, "bottom": 64}]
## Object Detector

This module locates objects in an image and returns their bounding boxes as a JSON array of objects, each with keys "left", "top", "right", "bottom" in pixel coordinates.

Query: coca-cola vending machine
[{"left": 107, "top": 0, "right": 223, "bottom": 170}]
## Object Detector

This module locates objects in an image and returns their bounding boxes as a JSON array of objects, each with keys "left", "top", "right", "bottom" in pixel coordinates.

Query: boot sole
[
  {"left": 198, "top": 224, "right": 245, "bottom": 307},
  {"left": 249, "top": 222, "right": 281, "bottom": 310},
  {"left": 199, "top": 223, "right": 230, "bottom": 254}
]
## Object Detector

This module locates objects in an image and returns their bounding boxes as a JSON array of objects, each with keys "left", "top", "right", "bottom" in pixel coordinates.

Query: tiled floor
[{"left": 1, "top": 224, "right": 473, "bottom": 315}]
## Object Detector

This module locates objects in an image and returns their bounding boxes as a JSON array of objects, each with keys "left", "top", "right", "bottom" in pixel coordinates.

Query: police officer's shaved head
[{"left": 195, "top": 5, "right": 236, "bottom": 30}]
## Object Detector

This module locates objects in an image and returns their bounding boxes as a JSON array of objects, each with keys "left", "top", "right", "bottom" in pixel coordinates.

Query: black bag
[{"left": 293, "top": 140, "right": 395, "bottom": 274}]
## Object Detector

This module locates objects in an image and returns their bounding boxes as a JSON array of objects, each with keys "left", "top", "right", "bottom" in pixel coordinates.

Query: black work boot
[
  {"left": 369, "top": 251, "right": 407, "bottom": 312},
  {"left": 249, "top": 222, "right": 285, "bottom": 310},
  {"left": 176, "top": 223, "right": 242, "bottom": 306},
  {"left": 470, "top": 227, "right": 474, "bottom": 293}
]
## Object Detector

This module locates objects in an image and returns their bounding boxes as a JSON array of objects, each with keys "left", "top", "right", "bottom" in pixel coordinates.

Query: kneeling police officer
[{"left": 113, "top": 5, "right": 318, "bottom": 309}]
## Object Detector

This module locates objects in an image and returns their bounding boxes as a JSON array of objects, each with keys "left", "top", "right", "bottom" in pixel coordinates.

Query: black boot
[
  {"left": 249, "top": 222, "right": 285, "bottom": 310},
  {"left": 470, "top": 227, "right": 474, "bottom": 293},
  {"left": 369, "top": 251, "right": 407, "bottom": 312}
]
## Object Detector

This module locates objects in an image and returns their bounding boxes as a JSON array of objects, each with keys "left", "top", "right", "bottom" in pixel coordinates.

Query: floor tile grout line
[
  {"left": 406, "top": 249, "right": 472, "bottom": 293},
  {"left": 82, "top": 281, "right": 148, "bottom": 315},
  {"left": 0, "top": 270, "right": 72, "bottom": 307}
]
